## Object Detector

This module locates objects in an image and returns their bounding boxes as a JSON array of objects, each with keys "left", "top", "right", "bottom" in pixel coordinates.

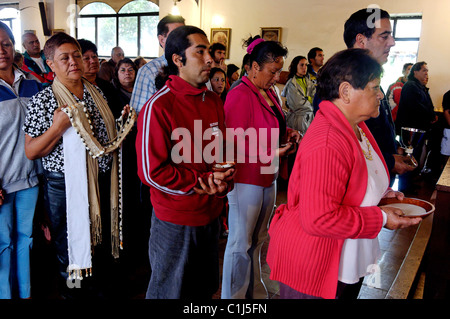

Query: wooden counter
[{"left": 423, "top": 157, "right": 450, "bottom": 299}]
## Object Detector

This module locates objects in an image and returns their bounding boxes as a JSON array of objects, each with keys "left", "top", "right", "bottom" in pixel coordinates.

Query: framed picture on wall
[
  {"left": 210, "top": 28, "right": 231, "bottom": 59},
  {"left": 261, "top": 27, "right": 282, "bottom": 43}
]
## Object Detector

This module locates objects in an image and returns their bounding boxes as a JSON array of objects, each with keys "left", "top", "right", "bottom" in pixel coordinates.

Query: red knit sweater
[{"left": 266, "top": 100, "right": 388, "bottom": 299}]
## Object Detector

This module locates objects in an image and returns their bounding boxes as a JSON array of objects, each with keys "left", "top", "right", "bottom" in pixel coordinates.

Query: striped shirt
[{"left": 130, "top": 55, "right": 167, "bottom": 114}]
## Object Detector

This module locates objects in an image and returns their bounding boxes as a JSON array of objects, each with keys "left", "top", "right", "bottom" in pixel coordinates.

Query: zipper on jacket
[{"left": 202, "top": 91, "right": 206, "bottom": 102}]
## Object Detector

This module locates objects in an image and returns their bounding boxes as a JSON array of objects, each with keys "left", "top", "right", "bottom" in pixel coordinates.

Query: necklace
[{"left": 358, "top": 127, "right": 373, "bottom": 161}]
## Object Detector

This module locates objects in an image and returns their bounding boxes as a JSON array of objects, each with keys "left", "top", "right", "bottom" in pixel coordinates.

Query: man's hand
[
  {"left": 393, "top": 154, "right": 416, "bottom": 175},
  {"left": 193, "top": 168, "right": 236, "bottom": 196}
]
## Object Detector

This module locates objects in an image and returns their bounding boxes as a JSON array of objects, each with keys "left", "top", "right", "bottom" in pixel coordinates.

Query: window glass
[
  {"left": 0, "top": 8, "right": 21, "bottom": 51},
  {"left": 382, "top": 41, "right": 420, "bottom": 92},
  {"left": 119, "top": 0, "right": 158, "bottom": 13},
  {"left": 395, "top": 19, "right": 422, "bottom": 38},
  {"left": 79, "top": 2, "right": 115, "bottom": 15},
  {"left": 77, "top": 1, "right": 158, "bottom": 58},
  {"left": 119, "top": 16, "right": 138, "bottom": 57},
  {"left": 77, "top": 17, "right": 96, "bottom": 43},
  {"left": 381, "top": 16, "right": 422, "bottom": 92},
  {"left": 97, "top": 17, "right": 117, "bottom": 57},
  {"left": 139, "top": 15, "right": 159, "bottom": 57}
]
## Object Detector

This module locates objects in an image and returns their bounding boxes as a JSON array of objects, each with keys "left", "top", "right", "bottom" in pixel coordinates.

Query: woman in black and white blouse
[{"left": 23, "top": 32, "right": 132, "bottom": 299}]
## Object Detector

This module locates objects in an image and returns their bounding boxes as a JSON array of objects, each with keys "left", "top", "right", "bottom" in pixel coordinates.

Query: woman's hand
[
  {"left": 121, "top": 104, "right": 131, "bottom": 120},
  {"left": 277, "top": 142, "right": 297, "bottom": 157},
  {"left": 287, "top": 129, "right": 302, "bottom": 143},
  {"left": 53, "top": 105, "right": 72, "bottom": 134},
  {"left": 381, "top": 205, "right": 422, "bottom": 230},
  {"left": 383, "top": 189, "right": 404, "bottom": 201}
]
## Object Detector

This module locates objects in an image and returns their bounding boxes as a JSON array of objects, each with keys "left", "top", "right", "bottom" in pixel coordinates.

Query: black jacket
[
  {"left": 365, "top": 88, "right": 397, "bottom": 181},
  {"left": 395, "top": 78, "right": 435, "bottom": 134}
]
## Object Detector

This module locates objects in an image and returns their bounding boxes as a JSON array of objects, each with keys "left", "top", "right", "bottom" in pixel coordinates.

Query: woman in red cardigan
[
  {"left": 267, "top": 49, "right": 422, "bottom": 299},
  {"left": 221, "top": 37, "right": 300, "bottom": 299}
]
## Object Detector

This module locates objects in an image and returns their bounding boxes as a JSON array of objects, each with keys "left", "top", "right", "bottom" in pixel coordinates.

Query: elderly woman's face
[
  {"left": 253, "top": 56, "right": 284, "bottom": 90},
  {"left": 47, "top": 43, "right": 83, "bottom": 82},
  {"left": 82, "top": 49, "right": 100, "bottom": 77},
  {"left": 117, "top": 63, "right": 136, "bottom": 87},
  {"left": 349, "top": 78, "right": 384, "bottom": 120},
  {"left": 0, "top": 29, "right": 14, "bottom": 72}
]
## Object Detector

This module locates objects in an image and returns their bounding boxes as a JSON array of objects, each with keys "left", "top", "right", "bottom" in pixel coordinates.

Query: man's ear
[
  {"left": 354, "top": 33, "right": 367, "bottom": 48},
  {"left": 172, "top": 53, "right": 183, "bottom": 68},
  {"left": 158, "top": 34, "right": 165, "bottom": 49}
]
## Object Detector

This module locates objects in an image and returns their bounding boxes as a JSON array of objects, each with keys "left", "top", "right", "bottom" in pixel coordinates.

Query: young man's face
[
  {"left": 213, "top": 49, "right": 226, "bottom": 64},
  {"left": 312, "top": 50, "right": 325, "bottom": 67},
  {"left": 176, "top": 33, "right": 213, "bottom": 88},
  {"left": 362, "top": 18, "right": 395, "bottom": 65}
]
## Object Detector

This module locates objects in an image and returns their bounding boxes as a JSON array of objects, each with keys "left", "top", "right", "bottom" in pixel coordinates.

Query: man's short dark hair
[
  {"left": 157, "top": 14, "right": 186, "bottom": 36},
  {"left": 307, "top": 47, "right": 323, "bottom": 64},
  {"left": 316, "top": 48, "right": 383, "bottom": 101},
  {"left": 77, "top": 38, "right": 98, "bottom": 55},
  {"left": 408, "top": 61, "right": 427, "bottom": 81},
  {"left": 165, "top": 25, "right": 207, "bottom": 76},
  {"left": 343, "top": 8, "right": 391, "bottom": 48},
  {"left": 402, "top": 62, "right": 413, "bottom": 73},
  {"left": 209, "top": 42, "right": 226, "bottom": 56}
]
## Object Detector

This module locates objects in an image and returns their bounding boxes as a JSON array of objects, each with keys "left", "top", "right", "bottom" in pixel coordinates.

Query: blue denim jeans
[
  {"left": 0, "top": 186, "right": 39, "bottom": 299},
  {"left": 221, "top": 182, "right": 276, "bottom": 299},
  {"left": 146, "top": 211, "right": 219, "bottom": 299}
]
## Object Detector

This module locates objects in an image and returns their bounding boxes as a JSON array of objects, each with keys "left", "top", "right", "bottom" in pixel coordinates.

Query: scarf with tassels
[{"left": 52, "top": 76, "right": 135, "bottom": 278}]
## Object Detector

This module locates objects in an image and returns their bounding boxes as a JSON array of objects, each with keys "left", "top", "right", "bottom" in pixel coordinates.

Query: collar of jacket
[
  {"left": 409, "top": 77, "right": 429, "bottom": 91},
  {"left": 167, "top": 75, "right": 209, "bottom": 97},
  {"left": 23, "top": 50, "right": 46, "bottom": 61},
  {"left": 241, "top": 75, "right": 284, "bottom": 119}
]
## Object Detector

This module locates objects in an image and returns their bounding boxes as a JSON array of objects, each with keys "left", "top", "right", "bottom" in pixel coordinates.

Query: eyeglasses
[{"left": 211, "top": 77, "right": 225, "bottom": 83}]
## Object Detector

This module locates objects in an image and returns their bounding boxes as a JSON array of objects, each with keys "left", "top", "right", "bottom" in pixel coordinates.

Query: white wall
[
  {"left": 197, "top": 0, "right": 450, "bottom": 111},
  {"left": 4, "top": 0, "right": 448, "bottom": 110}
]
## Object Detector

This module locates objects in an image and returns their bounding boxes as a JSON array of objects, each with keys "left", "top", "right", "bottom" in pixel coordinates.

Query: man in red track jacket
[{"left": 136, "top": 25, "right": 235, "bottom": 299}]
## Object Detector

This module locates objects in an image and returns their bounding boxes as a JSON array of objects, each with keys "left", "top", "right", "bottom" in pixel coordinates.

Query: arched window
[
  {"left": 0, "top": 7, "right": 21, "bottom": 51},
  {"left": 77, "top": 0, "right": 159, "bottom": 58}
]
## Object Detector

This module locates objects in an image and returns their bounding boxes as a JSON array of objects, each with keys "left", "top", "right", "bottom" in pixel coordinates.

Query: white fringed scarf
[{"left": 52, "top": 77, "right": 135, "bottom": 278}]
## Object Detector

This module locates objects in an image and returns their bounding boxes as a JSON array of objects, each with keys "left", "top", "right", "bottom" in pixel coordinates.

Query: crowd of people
[{"left": 1, "top": 6, "right": 450, "bottom": 301}]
